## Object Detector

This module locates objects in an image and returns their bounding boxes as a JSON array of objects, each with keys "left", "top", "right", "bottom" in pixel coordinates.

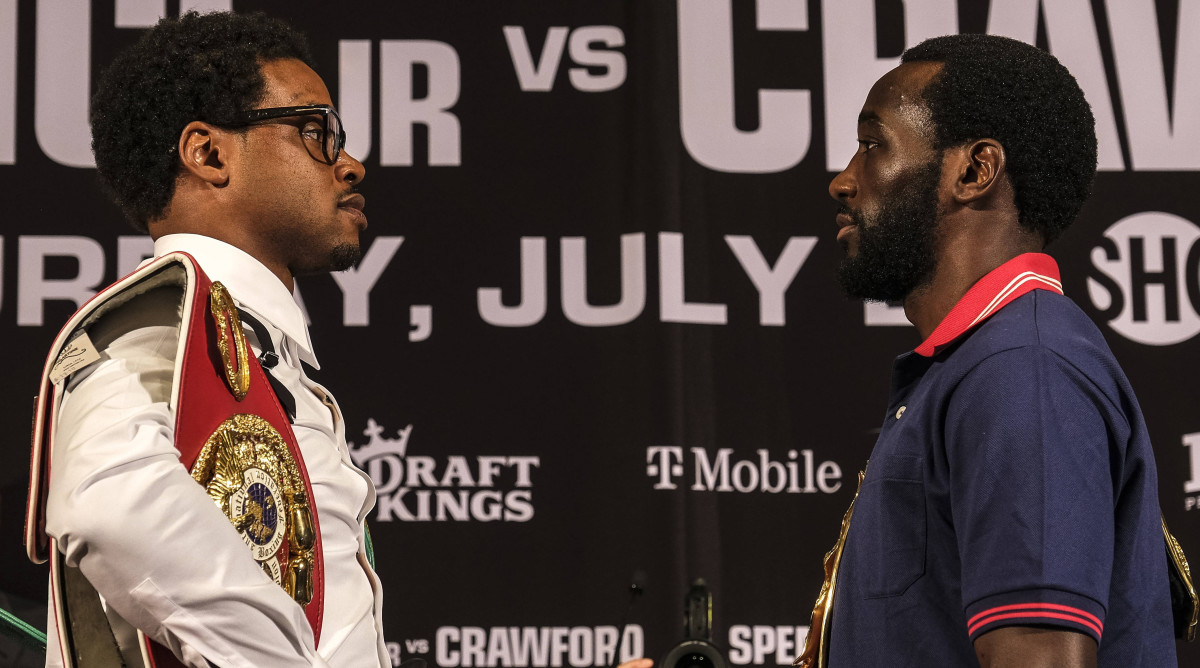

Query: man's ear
[
  {"left": 950, "top": 138, "right": 1006, "bottom": 205},
  {"left": 177, "top": 121, "right": 232, "bottom": 186}
]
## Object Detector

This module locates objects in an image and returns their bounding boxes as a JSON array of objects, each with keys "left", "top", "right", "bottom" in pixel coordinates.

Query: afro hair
[
  {"left": 901, "top": 34, "right": 1098, "bottom": 245},
  {"left": 90, "top": 11, "right": 314, "bottom": 231}
]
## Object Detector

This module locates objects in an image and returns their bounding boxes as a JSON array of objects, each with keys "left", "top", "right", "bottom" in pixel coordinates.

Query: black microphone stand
[{"left": 611, "top": 581, "right": 644, "bottom": 668}]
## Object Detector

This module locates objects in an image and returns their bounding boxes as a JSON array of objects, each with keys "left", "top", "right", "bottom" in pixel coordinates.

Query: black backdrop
[{"left": 2, "top": 1, "right": 1198, "bottom": 666}]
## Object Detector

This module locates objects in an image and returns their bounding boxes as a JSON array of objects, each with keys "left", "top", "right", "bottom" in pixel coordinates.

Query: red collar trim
[{"left": 914, "top": 253, "right": 1062, "bottom": 357}]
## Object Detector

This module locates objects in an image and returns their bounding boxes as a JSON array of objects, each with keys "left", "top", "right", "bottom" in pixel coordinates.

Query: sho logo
[
  {"left": 1184, "top": 433, "right": 1200, "bottom": 512},
  {"left": 1088, "top": 212, "right": 1200, "bottom": 345},
  {"left": 646, "top": 446, "right": 842, "bottom": 493},
  {"left": 350, "top": 420, "right": 539, "bottom": 522}
]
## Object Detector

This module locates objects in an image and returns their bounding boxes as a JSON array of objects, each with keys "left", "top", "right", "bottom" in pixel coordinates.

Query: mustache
[
  {"left": 836, "top": 204, "right": 860, "bottom": 223},
  {"left": 337, "top": 187, "right": 364, "bottom": 204}
]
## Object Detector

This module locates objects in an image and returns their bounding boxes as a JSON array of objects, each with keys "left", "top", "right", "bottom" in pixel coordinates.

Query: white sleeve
[{"left": 44, "top": 287, "right": 324, "bottom": 668}]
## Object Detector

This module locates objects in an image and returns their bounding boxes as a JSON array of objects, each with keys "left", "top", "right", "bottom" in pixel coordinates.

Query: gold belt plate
[{"left": 191, "top": 413, "right": 316, "bottom": 606}]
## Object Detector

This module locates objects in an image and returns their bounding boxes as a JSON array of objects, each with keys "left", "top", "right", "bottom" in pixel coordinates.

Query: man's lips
[
  {"left": 338, "top": 193, "right": 367, "bottom": 230},
  {"left": 836, "top": 211, "right": 856, "bottom": 242}
]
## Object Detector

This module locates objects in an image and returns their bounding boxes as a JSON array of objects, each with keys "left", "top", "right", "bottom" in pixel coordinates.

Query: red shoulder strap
[{"left": 171, "top": 256, "right": 325, "bottom": 644}]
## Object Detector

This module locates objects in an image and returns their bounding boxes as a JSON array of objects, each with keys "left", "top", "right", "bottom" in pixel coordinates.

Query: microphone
[
  {"left": 611, "top": 570, "right": 647, "bottom": 668},
  {"left": 659, "top": 579, "right": 728, "bottom": 668}
]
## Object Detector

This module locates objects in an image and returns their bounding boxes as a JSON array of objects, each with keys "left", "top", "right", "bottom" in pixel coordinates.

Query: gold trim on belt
[
  {"left": 795, "top": 465, "right": 865, "bottom": 668},
  {"left": 210, "top": 281, "right": 250, "bottom": 401},
  {"left": 1164, "top": 514, "right": 1199, "bottom": 641}
]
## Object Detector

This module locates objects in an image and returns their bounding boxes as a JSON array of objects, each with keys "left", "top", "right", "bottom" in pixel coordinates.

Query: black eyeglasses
[{"left": 217, "top": 105, "right": 346, "bottom": 164}]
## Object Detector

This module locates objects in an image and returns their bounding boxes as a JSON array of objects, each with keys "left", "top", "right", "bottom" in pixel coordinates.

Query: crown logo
[{"left": 348, "top": 419, "right": 413, "bottom": 467}]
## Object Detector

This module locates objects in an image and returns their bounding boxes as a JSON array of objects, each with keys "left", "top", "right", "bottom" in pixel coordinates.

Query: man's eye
[
  {"left": 301, "top": 126, "right": 326, "bottom": 141},
  {"left": 857, "top": 139, "right": 878, "bottom": 152}
]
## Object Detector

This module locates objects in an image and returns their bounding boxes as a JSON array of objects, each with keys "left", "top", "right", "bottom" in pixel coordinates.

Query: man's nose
[
  {"left": 828, "top": 167, "right": 856, "bottom": 202},
  {"left": 337, "top": 151, "right": 366, "bottom": 185}
]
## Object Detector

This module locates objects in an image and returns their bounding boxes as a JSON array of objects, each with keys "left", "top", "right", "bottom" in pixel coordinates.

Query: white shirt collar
[{"left": 151, "top": 234, "right": 320, "bottom": 368}]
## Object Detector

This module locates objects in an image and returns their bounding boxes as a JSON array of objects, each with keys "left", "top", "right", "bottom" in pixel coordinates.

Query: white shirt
[{"left": 44, "top": 234, "right": 387, "bottom": 668}]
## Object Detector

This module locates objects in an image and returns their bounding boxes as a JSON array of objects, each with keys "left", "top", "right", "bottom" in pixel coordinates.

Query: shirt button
[{"left": 895, "top": 406, "right": 907, "bottom": 419}]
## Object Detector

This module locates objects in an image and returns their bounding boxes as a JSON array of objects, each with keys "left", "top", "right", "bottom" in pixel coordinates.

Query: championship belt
[
  {"left": 25, "top": 253, "right": 324, "bottom": 667},
  {"left": 793, "top": 466, "right": 865, "bottom": 668},
  {"left": 1164, "top": 515, "right": 1199, "bottom": 641}
]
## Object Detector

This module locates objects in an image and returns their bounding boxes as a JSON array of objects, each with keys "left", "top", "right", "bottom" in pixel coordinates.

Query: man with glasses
[{"left": 33, "top": 11, "right": 382, "bottom": 667}]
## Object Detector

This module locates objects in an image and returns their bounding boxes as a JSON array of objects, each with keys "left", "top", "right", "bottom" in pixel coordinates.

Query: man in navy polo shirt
[{"left": 810, "top": 34, "right": 1177, "bottom": 667}]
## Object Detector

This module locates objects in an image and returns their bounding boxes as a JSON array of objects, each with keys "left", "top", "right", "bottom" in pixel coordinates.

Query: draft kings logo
[{"left": 349, "top": 420, "right": 540, "bottom": 522}]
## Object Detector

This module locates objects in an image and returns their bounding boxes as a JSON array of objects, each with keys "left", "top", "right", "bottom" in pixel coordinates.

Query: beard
[
  {"left": 289, "top": 241, "right": 362, "bottom": 276},
  {"left": 326, "top": 242, "right": 362, "bottom": 272},
  {"left": 836, "top": 160, "right": 942, "bottom": 303}
]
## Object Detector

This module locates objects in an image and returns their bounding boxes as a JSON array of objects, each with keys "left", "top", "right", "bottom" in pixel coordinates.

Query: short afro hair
[
  {"left": 90, "top": 11, "right": 314, "bottom": 231},
  {"left": 901, "top": 34, "right": 1097, "bottom": 245}
]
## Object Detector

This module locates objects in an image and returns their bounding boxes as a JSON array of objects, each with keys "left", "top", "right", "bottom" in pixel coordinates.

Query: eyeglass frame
[{"left": 213, "top": 104, "right": 347, "bottom": 165}]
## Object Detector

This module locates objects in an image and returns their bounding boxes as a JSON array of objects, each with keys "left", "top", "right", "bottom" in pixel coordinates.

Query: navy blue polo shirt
[{"left": 827, "top": 253, "right": 1176, "bottom": 666}]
